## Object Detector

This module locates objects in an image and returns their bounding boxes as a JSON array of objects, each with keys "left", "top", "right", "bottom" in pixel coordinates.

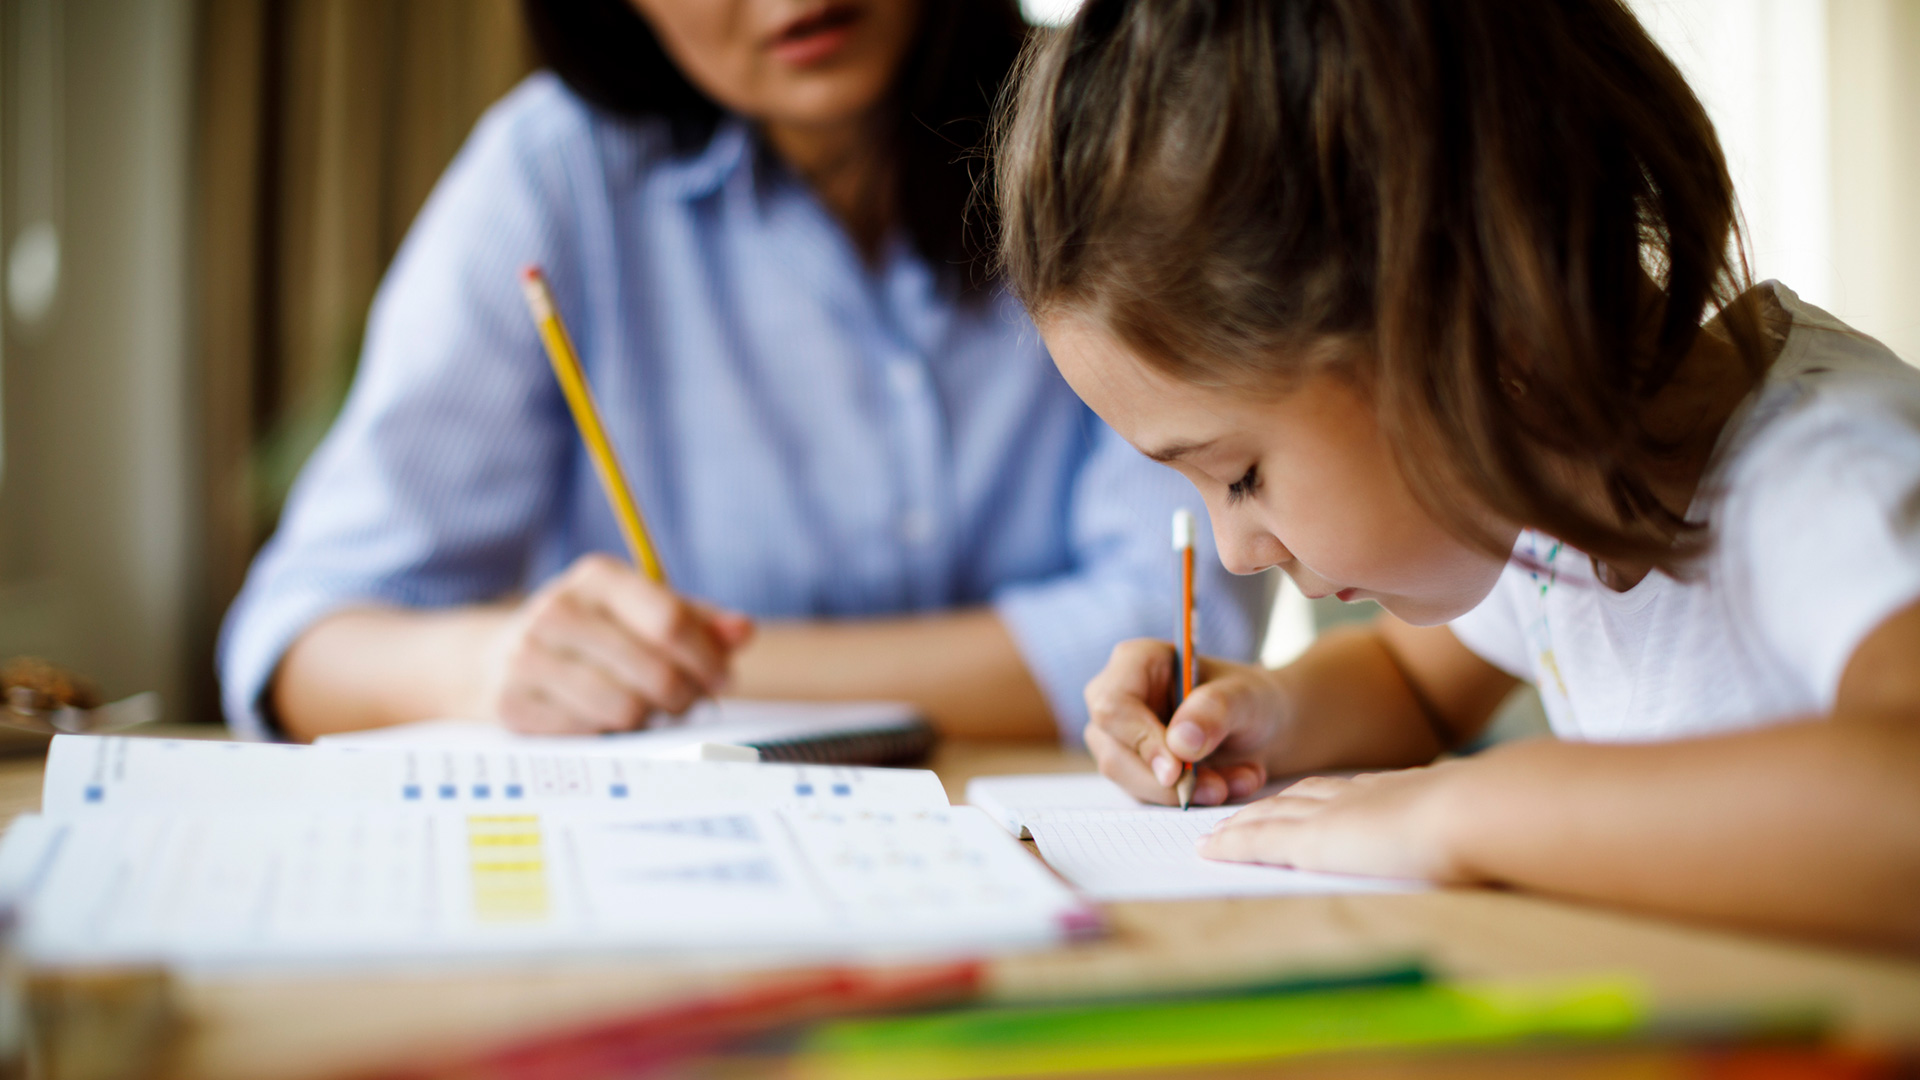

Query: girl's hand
[
  {"left": 478, "top": 554, "right": 755, "bottom": 734},
  {"left": 1198, "top": 765, "right": 1475, "bottom": 883},
  {"left": 1082, "top": 640, "right": 1287, "bottom": 807}
]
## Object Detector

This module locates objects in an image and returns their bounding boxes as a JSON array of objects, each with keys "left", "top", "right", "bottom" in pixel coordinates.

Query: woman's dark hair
[
  {"left": 524, "top": 0, "right": 1028, "bottom": 292},
  {"left": 997, "top": 0, "right": 1769, "bottom": 571}
]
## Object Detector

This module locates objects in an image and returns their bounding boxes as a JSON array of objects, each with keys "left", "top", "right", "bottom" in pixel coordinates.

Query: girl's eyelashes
[{"left": 1225, "top": 464, "right": 1261, "bottom": 504}]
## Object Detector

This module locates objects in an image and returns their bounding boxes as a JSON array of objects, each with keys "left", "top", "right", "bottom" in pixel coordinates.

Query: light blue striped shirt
[{"left": 218, "top": 75, "right": 1264, "bottom": 741}]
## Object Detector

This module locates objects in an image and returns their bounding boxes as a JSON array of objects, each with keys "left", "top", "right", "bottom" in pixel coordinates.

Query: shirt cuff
[{"left": 993, "top": 576, "right": 1167, "bottom": 748}]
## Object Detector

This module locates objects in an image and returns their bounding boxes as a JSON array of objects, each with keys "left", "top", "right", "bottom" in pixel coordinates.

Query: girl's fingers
[
  {"left": 1163, "top": 668, "right": 1278, "bottom": 765},
  {"left": 1220, "top": 762, "right": 1267, "bottom": 800},
  {"left": 1278, "top": 775, "right": 1352, "bottom": 800},
  {"left": 1219, "top": 793, "right": 1325, "bottom": 826},
  {"left": 1198, "top": 817, "right": 1300, "bottom": 865},
  {"left": 1085, "top": 715, "right": 1179, "bottom": 804},
  {"left": 1084, "top": 639, "right": 1185, "bottom": 799},
  {"left": 1190, "top": 766, "right": 1232, "bottom": 807}
]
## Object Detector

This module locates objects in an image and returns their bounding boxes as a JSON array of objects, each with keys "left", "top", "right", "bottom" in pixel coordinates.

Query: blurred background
[{"left": 0, "top": 0, "right": 1913, "bottom": 726}]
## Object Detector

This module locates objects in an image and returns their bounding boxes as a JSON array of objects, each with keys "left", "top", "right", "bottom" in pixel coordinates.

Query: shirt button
[{"left": 899, "top": 508, "right": 934, "bottom": 545}]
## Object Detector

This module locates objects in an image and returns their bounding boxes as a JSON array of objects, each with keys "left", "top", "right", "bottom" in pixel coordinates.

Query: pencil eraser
[{"left": 1172, "top": 508, "right": 1196, "bottom": 550}]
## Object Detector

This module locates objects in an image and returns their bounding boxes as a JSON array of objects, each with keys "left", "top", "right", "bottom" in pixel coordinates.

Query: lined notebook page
[{"left": 1028, "top": 808, "right": 1422, "bottom": 901}]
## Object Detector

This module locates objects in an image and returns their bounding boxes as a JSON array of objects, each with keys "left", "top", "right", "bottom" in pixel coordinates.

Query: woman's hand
[
  {"left": 1198, "top": 765, "right": 1475, "bottom": 883},
  {"left": 478, "top": 554, "right": 754, "bottom": 734},
  {"left": 1082, "top": 639, "right": 1288, "bottom": 807}
]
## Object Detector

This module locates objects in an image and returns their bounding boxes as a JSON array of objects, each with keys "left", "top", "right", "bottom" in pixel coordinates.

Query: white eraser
[
  {"left": 1171, "top": 508, "right": 1196, "bottom": 550},
  {"left": 653, "top": 741, "right": 762, "bottom": 763}
]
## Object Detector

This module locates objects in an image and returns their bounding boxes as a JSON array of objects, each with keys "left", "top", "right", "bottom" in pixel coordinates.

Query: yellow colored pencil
[{"left": 520, "top": 266, "right": 668, "bottom": 585}]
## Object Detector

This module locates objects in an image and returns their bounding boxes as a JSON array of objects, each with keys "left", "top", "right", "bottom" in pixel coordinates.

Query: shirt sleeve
[
  {"left": 1723, "top": 392, "right": 1920, "bottom": 708},
  {"left": 217, "top": 78, "right": 592, "bottom": 739},
  {"left": 992, "top": 416, "right": 1268, "bottom": 745}
]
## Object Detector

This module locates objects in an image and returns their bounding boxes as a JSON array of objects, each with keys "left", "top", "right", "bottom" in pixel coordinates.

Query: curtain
[{"left": 196, "top": 0, "right": 535, "bottom": 623}]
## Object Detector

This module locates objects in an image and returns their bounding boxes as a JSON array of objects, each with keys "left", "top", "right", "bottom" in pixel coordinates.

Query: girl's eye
[{"left": 1226, "top": 464, "right": 1260, "bottom": 504}]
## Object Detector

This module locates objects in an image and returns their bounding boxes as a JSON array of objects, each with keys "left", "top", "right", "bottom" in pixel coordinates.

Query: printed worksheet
[
  {"left": 1027, "top": 808, "right": 1422, "bottom": 902},
  {"left": 0, "top": 803, "right": 1094, "bottom": 970},
  {"left": 42, "top": 736, "right": 949, "bottom": 816}
]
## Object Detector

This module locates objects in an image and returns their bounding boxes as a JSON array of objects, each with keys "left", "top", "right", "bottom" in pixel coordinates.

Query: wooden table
[{"left": 5, "top": 738, "right": 1920, "bottom": 1079}]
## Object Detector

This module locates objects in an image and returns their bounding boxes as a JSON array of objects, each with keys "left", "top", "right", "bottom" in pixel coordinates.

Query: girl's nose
[{"left": 1213, "top": 518, "right": 1286, "bottom": 577}]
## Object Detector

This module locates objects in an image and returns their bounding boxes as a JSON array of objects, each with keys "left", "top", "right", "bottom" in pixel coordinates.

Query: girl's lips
[
  {"left": 1336, "top": 588, "right": 1360, "bottom": 602},
  {"left": 767, "top": 6, "right": 861, "bottom": 67}
]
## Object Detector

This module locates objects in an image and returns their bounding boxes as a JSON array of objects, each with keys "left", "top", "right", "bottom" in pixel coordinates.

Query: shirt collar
[{"left": 652, "top": 116, "right": 755, "bottom": 202}]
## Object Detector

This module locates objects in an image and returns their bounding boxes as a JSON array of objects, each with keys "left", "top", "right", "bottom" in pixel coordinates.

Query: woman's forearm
[
  {"left": 729, "top": 608, "right": 1055, "bottom": 739},
  {"left": 274, "top": 606, "right": 510, "bottom": 742},
  {"left": 1439, "top": 718, "right": 1920, "bottom": 949},
  {"left": 273, "top": 604, "right": 1057, "bottom": 742}
]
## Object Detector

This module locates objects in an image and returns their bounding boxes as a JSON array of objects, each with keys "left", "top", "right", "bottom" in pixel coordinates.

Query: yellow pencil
[{"left": 519, "top": 266, "right": 668, "bottom": 585}]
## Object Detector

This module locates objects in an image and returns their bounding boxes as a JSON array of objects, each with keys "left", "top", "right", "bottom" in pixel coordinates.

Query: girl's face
[
  {"left": 1044, "top": 314, "right": 1516, "bottom": 626},
  {"left": 629, "top": 1, "right": 920, "bottom": 130}
]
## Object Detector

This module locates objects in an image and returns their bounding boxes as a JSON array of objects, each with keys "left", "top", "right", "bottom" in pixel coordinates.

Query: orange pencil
[{"left": 1172, "top": 509, "right": 1198, "bottom": 810}]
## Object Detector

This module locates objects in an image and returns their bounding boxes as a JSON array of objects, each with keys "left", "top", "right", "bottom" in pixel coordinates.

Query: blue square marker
[
  {"left": 84, "top": 785, "right": 103, "bottom": 804},
  {"left": 832, "top": 784, "right": 852, "bottom": 797},
  {"left": 473, "top": 785, "right": 490, "bottom": 798},
  {"left": 505, "top": 784, "right": 523, "bottom": 799},
  {"left": 438, "top": 784, "right": 456, "bottom": 799},
  {"left": 403, "top": 784, "right": 421, "bottom": 800},
  {"left": 795, "top": 783, "right": 814, "bottom": 796},
  {"left": 610, "top": 784, "right": 628, "bottom": 798}
]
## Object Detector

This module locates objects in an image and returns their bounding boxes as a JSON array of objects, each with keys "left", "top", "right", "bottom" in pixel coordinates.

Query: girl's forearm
[
  {"left": 1438, "top": 719, "right": 1920, "bottom": 949},
  {"left": 1263, "top": 625, "right": 1472, "bottom": 773},
  {"left": 729, "top": 608, "right": 1055, "bottom": 739}
]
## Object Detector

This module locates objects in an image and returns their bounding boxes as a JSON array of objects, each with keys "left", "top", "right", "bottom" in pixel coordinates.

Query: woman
[{"left": 218, "top": 0, "right": 1264, "bottom": 742}]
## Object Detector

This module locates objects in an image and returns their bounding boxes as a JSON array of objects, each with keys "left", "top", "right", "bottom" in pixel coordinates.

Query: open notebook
[
  {"left": 0, "top": 736, "right": 1094, "bottom": 971},
  {"left": 966, "top": 772, "right": 1422, "bottom": 902},
  {"left": 319, "top": 699, "right": 936, "bottom": 766}
]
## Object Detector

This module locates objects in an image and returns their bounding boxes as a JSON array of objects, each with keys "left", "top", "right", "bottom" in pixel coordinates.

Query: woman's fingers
[
  {"left": 486, "top": 554, "right": 756, "bottom": 733},
  {"left": 515, "top": 644, "right": 652, "bottom": 732},
  {"left": 568, "top": 555, "right": 740, "bottom": 693}
]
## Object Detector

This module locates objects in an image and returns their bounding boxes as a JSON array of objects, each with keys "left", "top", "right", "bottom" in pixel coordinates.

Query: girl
[
  {"left": 997, "top": 0, "right": 1920, "bottom": 947},
  {"left": 218, "top": 0, "right": 1265, "bottom": 743}
]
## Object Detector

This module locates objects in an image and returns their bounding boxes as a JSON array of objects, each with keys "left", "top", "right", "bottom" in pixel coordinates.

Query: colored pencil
[
  {"left": 520, "top": 266, "right": 667, "bottom": 585},
  {"left": 1173, "top": 509, "right": 1198, "bottom": 810}
]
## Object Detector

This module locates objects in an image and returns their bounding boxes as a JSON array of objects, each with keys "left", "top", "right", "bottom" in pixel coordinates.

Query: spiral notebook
[{"left": 319, "top": 699, "right": 936, "bottom": 766}]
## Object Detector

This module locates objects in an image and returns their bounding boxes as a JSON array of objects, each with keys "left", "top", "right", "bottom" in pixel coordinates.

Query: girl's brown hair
[{"left": 997, "top": 0, "right": 1769, "bottom": 569}]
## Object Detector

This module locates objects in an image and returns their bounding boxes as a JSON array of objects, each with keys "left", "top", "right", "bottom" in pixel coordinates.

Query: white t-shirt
[{"left": 1450, "top": 283, "right": 1920, "bottom": 742}]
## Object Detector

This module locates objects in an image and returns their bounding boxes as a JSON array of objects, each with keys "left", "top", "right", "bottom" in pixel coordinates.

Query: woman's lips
[{"left": 767, "top": 5, "right": 861, "bottom": 67}]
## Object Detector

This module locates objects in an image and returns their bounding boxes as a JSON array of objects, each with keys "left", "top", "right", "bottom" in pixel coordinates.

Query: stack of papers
[{"left": 0, "top": 737, "right": 1095, "bottom": 971}]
